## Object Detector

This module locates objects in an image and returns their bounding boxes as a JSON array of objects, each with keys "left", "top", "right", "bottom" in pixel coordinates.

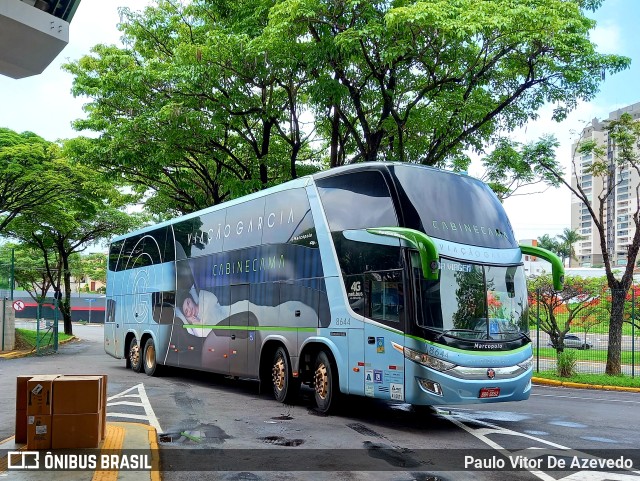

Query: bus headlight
[
  {"left": 404, "top": 347, "right": 456, "bottom": 372},
  {"left": 517, "top": 355, "right": 534, "bottom": 372}
]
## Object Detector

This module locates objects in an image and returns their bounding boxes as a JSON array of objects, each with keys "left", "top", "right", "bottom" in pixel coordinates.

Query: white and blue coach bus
[{"left": 105, "top": 163, "right": 563, "bottom": 413}]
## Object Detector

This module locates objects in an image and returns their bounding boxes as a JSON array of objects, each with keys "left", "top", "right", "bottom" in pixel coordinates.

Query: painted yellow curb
[
  {"left": 0, "top": 336, "right": 77, "bottom": 359},
  {"left": 532, "top": 377, "right": 640, "bottom": 393}
]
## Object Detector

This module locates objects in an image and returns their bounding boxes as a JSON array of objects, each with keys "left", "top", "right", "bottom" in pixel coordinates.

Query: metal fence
[
  {"left": 530, "top": 286, "right": 639, "bottom": 377},
  {"left": 13, "top": 299, "right": 60, "bottom": 356}
]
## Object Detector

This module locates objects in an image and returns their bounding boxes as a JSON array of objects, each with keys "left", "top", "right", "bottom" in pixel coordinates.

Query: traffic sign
[{"left": 12, "top": 300, "right": 25, "bottom": 311}]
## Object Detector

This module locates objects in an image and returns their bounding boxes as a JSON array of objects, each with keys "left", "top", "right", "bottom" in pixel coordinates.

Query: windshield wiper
[{"left": 437, "top": 329, "right": 484, "bottom": 341}]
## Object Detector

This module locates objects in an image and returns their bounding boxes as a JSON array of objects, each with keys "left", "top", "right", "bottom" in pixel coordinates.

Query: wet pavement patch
[
  {"left": 159, "top": 424, "right": 231, "bottom": 445},
  {"left": 363, "top": 440, "right": 421, "bottom": 468},
  {"left": 224, "top": 473, "right": 262, "bottom": 481},
  {"left": 347, "top": 422, "right": 383, "bottom": 437},
  {"left": 259, "top": 436, "right": 305, "bottom": 446}
]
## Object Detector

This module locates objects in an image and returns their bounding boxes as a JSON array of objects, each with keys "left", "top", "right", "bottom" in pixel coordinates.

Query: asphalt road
[{"left": 1, "top": 325, "right": 639, "bottom": 481}]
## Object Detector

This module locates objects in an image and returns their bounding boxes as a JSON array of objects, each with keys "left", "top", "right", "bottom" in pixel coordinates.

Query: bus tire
[
  {"left": 272, "top": 347, "right": 298, "bottom": 404},
  {"left": 128, "top": 337, "right": 143, "bottom": 373},
  {"left": 143, "top": 338, "right": 161, "bottom": 376},
  {"left": 314, "top": 350, "right": 338, "bottom": 414}
]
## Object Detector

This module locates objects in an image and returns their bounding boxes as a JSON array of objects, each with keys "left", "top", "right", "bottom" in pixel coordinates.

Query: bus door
[
  {"left": 363, "top": 270, "right": 407, "bottom": 402},
  {"left": 229, "top": 284, "right": 249, "bottom": 377},
  {"left": 104, "top": 297, "right": 119, "bottom": 357}
]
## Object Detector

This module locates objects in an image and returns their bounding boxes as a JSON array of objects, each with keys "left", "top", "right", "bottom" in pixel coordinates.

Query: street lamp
[{"left": 85, "top": 298, "right": 95, "bottom": 324}]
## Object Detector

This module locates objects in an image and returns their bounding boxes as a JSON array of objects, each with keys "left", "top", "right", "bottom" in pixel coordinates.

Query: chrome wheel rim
[
  {"left": 130, "top": 341, "right": 140, "bottom": 367},
  {"left": 145, "top": 343, "right": 155, "bottom": 369},
  {"left": 315, "top": 362, "right": 328, "bottom": 400},
  {"left": 273, "top": 356, "right": 286, "bottom": 392}
]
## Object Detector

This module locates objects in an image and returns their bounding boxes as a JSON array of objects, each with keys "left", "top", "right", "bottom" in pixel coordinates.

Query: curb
[
  {"left": 532, "top": 376, "right": 640, "bottom": 393},
  {"left": 0, "top": 336, "right": 78, "bottom": 359}
]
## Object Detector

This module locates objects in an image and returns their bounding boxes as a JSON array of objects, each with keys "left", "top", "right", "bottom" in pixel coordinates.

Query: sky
[{"left": 0, "top": 0, "right": 639, "bottom": 244}]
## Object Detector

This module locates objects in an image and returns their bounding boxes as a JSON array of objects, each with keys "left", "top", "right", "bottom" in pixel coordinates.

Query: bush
[{"left": 557, "top": 350, "right": 577, "bottom": 377}]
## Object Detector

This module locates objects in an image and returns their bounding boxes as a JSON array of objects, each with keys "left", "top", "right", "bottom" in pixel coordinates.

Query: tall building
[
  {"left": 571, "top": 102, "right": 640, "bottom": 267},
  {"left": 0, "top": 0, "right": 81, "bottom": 79}
]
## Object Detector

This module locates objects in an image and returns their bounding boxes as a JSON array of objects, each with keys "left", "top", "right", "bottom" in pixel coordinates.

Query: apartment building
[{"left": 571, "top": 102, "right": 640, "bottom": 267}]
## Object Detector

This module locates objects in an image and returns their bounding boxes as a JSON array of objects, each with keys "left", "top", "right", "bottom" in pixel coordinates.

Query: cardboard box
[
  {"left": 27, "top": 414, "right": 51, "bottom": 450},
  {"left": 52, "top": 376, "right": 102, "bottom": 414},
  {"left": 15, "top": 409, "right": 27, "bottom": 444},
  {"left": 16, "top": 375, "right": 32, "bottom": 411},
  {"left": 15, "top": 375, "right": 33, "bottom": 443},
  {"left": 60, "top": 374, "right": 108, "bottom": 439},
  {"left": 27, "top": 375, "right": 58, "bottom": 415},
  {"left": 52, "top": 413, "right": 102, "bottom": 449}
]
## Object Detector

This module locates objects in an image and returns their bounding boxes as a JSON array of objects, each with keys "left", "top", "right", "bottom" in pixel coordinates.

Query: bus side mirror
[
  {"left": 519, "top": 244, "right": 564, "bottom": 291},
  {"left": 366, "top": 227, "right": 439, "bottom": 280}
]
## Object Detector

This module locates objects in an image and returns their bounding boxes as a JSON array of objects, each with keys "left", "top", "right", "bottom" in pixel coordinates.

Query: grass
[
  {"left": 533, "top": 346, "right": 640, "bottom": 365},
  {"left": 534, "top": 370, "right": 640, "bottom": 388},
  {"left": 15, "top": 328, "right": 74, "bottom": 351}
]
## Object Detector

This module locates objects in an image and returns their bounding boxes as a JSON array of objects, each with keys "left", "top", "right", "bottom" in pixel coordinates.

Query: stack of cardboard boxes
[{"left": 15, "top": 374, "right": 107, "bottom": 449}]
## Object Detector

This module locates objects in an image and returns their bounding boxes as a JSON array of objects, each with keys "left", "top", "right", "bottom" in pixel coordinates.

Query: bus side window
[{"left": 368, "top": 272, "right": 403, "bottom": 323}]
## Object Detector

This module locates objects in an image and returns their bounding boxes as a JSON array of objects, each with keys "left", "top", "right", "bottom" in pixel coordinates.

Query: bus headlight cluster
[
  {"left": 404, "top": 347, "right": 456, "bottom": 372},
  {"left": 517, "top": 355, "right": 534, "bottom": 372}
]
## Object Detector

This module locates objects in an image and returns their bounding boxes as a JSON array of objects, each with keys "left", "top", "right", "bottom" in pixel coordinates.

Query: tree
[
  {"left": 0, "top": 242, "right": 57, "bottom": 302},
  {"left": 528, "top": 274, "right": 602, "bottom": 354},
  {"left": 480, "top": 136, "right": 561, "bottom": 201},
  {"left": 265, "top": 0, "right": 629, "bottom": 168},
  {"left": 70, "top": 253, "right": 107, "bottom": 293},
  {"left": 5, "top": 153, "right": 145, "bottom": 335},
  {"left": 536, "top": 112, "right": 640, "bottom": 374},
  {"left": 0, "top": 129, "right": 74, "bottom": 233},
  {"left": 63, "top": 0, "right": 629, "bottom": 218},
  {"left": 558, "top": 228, "right": 586, "bottom": 267},
  {"left": 63, "top": 0, "right": 320, "bottom": 218}
]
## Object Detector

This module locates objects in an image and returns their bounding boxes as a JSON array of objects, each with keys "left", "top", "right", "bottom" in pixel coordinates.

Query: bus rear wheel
[
  {"left": 143, "top": 338, "right": 161, "bottom": 376},
  {"left": 272, "top": 347, "right": 298, "bottom": 404},
  {"left": 128, "top": 337, "right": 143, "bottom": 373},
  {"left": 314, "top": 351, "right": 338, "bottom": 414}
]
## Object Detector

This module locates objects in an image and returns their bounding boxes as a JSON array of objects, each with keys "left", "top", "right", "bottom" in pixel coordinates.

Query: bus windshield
[{"left": 412, "top": 253, "right": 529, "bottom": 342}]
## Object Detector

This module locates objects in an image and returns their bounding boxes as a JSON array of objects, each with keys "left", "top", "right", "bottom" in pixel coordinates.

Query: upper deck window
[
  {"left": 316, "top": 171, "right": 398, "bottom": 232},
  {"left": 390, "top": 165, "right": 517, "bottom": 249}
]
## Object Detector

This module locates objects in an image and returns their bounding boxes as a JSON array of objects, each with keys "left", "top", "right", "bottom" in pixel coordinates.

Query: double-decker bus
[{"left": 105, "top": 162, "right": 563, "bottom": 413}]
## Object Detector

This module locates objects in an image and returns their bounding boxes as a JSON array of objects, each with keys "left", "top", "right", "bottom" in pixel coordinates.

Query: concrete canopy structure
[{"left": 0, "top": 0, "right": 81, "bottom": 79}]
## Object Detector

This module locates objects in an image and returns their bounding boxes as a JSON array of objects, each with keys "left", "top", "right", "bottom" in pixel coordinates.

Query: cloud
[{"left": 590, "top": 21, "right": 623, "bottom": 55}]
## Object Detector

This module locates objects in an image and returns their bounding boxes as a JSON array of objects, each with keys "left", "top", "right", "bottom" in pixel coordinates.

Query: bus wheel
[
  {"left": 314, "top": 351, "right": 338, "bottom": 413},
  {"left": 143, "top": 338, "right": 161, "bottom": 376},
  {"left": 272, "top": 347, "right": 298, "bottom": 404},
  {"left": 128, "top": 337, "right": 143, "bottom": 373}
]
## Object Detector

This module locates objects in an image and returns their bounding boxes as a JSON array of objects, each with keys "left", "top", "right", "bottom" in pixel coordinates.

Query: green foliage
[
  {"left": 63, "top": 0, "right": 321, "bottom": 217},
  {"left": 0, "top": 129, "right": 76, "bottom": 234},
  {"left": 534, "top": 371, "right": 640, "bottom": 388},
  {"left": 529, "top": 274, "right": 604, "bottom": 350},
  {"left": 534, "top": 346, "right": 638, "bottom": 365},
  {"left": 558, "top": 228, "right": 586, "bottom": 267},
  {"left": 266, "top": 0, "right": 628, "bottom": 167},
  {"left": 481, "top": 135, "right": 561, "bottom": 200},
  {"left": 0, "top": 242, "right": 55, "bottom": 301},
  {"left": 536, "top": 112, "right": 640, "bottom": 375},
  {"left": 3, "top": 144, "right": 145, "bottom": 335},
  {"left": 63, "top": 0, "right": 629, "bottom": 217},
  {"left": 556, "top": 349, "right": 577, "bottom": 377}
]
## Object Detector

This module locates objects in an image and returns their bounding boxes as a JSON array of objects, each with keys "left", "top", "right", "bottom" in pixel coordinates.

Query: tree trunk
[
  {"left": 61, "top": 252, "right": 73, "bottom": 336},
  {"left": 606, "top": 289, "right": 625, "bottom": 375}
]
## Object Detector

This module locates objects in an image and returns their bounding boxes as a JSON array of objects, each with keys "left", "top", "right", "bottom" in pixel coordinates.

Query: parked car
[{"left": 548, "top": 334, "right": 592, "bottom": 350}]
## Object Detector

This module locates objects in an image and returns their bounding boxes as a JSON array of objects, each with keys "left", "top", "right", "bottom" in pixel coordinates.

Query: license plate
[{"left": 479, "top": 387, "right": 500, "bottom": 398}]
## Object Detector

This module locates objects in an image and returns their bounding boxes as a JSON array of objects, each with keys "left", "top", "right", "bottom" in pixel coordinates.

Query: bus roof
[{"left": 110, "top": 162, "right": 483, "bottom": 243}]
